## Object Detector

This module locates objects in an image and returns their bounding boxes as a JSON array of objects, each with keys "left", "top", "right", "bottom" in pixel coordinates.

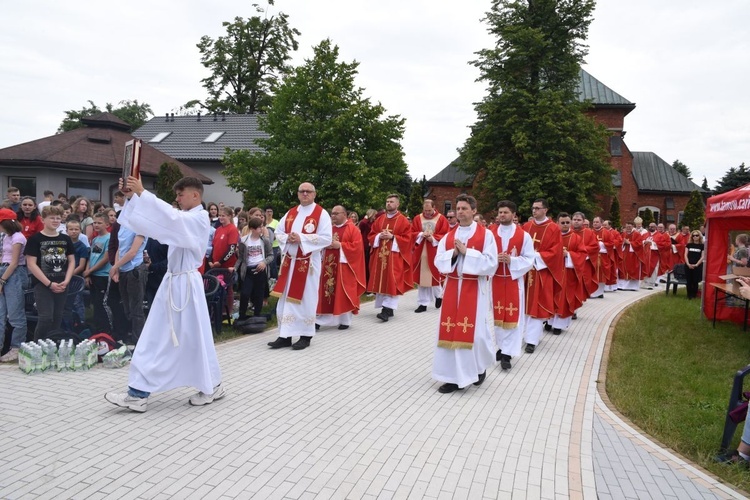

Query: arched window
[{"left": 638, "top": 205, "right": 661, "bottom": 223}]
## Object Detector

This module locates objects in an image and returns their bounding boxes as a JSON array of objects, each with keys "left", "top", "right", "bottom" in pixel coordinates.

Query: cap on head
[{"left": 0, "top": 208, "right": 17, "bottom": 222}]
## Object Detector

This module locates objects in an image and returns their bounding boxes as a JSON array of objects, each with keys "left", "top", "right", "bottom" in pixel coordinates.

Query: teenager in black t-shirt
[
  {"left": 24, "top": 206, "right": 75, "bottom": 340},
  {"left": 684, "top": 231, "right": 705, "bottom": 300}
]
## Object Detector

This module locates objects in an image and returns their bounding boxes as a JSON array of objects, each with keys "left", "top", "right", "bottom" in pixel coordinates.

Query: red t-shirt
[
  {"left": 20, "top": 216, "right": 44, "bottom": 240},
  {"left": 211, "top": 224, "right": 239, "bottom": 268}
]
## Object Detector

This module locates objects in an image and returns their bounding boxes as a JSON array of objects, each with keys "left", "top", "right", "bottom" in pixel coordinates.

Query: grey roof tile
[
  {"left": 132, "top": 113, "right": 267, "bottom": 161},
  {"left": 631, "top": 151, "right": 705, "bottom": 193},
  {"left": 427, "top": 157, "right": 473, "bottom": 184}
]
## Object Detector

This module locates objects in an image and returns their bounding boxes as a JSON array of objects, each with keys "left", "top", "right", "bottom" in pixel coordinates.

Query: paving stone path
[{"left": 1, "top": 287, "right": 746, "bottom": 499}]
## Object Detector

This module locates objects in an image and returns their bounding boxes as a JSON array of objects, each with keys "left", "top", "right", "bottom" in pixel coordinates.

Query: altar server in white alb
[
  {"left": 432, "top": 194, "right": 498, "bottom": 394},
  {"left": 105, "top": 176, "right": 223, "bottom": 413},
  {"left": 267, "top": 182, "right": 332, "bottom": 351}
]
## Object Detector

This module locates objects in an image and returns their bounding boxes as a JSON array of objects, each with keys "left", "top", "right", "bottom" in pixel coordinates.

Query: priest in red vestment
[
  {"left": 431, "top": 194, "right": 498, "bottom": 393},
  {"left": 367, "top": 193, "right": 414, "bottom": 322},
  {"left": 316, "top": 205, "right": 366, "bottom": 330},
  {"left": 654, "top": 223, "right": 673, "bottom": 279},
  {"left": 572, "top": 212, "right": 599, "bottom": 299},
  {"left": 490, "top": 200, "right": 534, "bottom": 371},
  {"left": 522, "top": 198, "right": 564, "bottom": 353},
  {"left": 412, "top": 199, "right": 449, "bottom": 313},
  {"left": 591, "top": 216, "right": 613, "bottom": 297},
  {"left": 619, "top": 223, "right": 644, "bottom": 291},
  {"left": 549, "top": 213, "right": 586, "bottom": 334},
  {"left": 603, "top": 221, "right": 622, "bottom": 291}
]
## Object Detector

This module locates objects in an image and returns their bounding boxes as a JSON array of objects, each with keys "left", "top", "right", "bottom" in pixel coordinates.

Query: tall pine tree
[
  {"left": 609, "top": 195, "right": 621, "bottom": 229},
  {"left": 460, "top": 0, "right": 612, "bottom": 216}
]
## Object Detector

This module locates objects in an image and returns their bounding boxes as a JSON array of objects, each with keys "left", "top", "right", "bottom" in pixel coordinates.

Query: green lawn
[{"left": 607, "top": 287, "right": 750, "bottom": 492}]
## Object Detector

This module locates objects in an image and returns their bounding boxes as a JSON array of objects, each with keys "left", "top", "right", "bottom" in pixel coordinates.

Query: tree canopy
[
  {"left": 714, "top": 162, "right": 750, "bottom": 194},
  {"left": 459, "top": 0, "right": 612, "bottom": 216},
  {"left": 194, "top": 2, "right": 300, "bottom": 114},
  {"left": 155, "top": 162, "right": 184, "bottom": 203},
  {"left": 57, "top": 99, "right": 153, "bottom": 133},
  {"left": 671, "top": 159, "right": 692, "bottom": 180},
  {"left": 681, "top": 190, "right": 705, "bottom": 230},
  {"left": 221, "top": 39, "right": 408, "bottom": 214}
]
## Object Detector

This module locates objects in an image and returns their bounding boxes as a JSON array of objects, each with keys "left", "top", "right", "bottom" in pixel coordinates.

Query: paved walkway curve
[{"left": 0, "top": 287, "right": 747, "bottom": 499}]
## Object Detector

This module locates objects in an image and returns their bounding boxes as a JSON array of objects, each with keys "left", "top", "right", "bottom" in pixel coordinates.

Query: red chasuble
[
  {"left": 367, "top": 211, "right": 414, "bottom": 295},
  {"left": 606, "top": 229, "right": 622, "bottom": 285},
  {"left": 522, "top": 219, "right": 564, "bottom": 319},
  {"left": 490, "top": 225, "right": 526, "bottom": 328},
  {"left": 573, "top": 227, "right": 599, "bottom": 298},
  {"left": 592, "top": 227, "right": 613, "bottom": 284},
  {"left": 674, "top": 232, "right": 688, "bottom": 264},
  {"left": 437, "top": 227, "right": 486, "bottom": 349},
  {"left": 655, "top": 231, "right": 673, "bottom": 275},
  {"left": 555, "top": 231, "right": 586, "bottom": 317},
  {"left": 271, "top": 204, "right": 324, "bottom": 303},
  {"left": 317, "top": 220, "right": 366, "bottom": 315},
  {"left": 411, "top": 212, "right": 449, "bottom": 287},
  {"left": 620, "top": 230, "right": 644, "bottom": 280}
]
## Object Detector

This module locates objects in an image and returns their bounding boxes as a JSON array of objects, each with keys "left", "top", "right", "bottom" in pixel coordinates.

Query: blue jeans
[
  {"left": 128, "top": 387, "right": 150, "bottom": 398},
  {"left": 0, "top": 266, "right": 27, "bottom": 348}
]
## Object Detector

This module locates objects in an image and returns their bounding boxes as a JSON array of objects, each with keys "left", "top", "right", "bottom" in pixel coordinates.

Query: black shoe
[
  {"left": 315, "top": 323, "right": 320, "bottom": 331},
  {"left": 292, "top": 336, "right": 311, "bottom": 350},
  {"left": 376, "top": 310, "right": 390, "bottom": 322},
  {"left": 552, "top": 328, "right": 562, "bottom": 335},
  {"left": 500, "top": 354, "right": 512, "bottom": 370},
  {"left": 473, "top": 371, "right": 486, "bottom": 386},
  {"left": 268, "top": 337, "right": 292, "bottom": 349},
  {"left": 544, "top": 322, "right": 552, "bottom": 332},
  {"left": 496, "top": 349, "right": 502, "bottom": 362},
  {"left": 572, "top": 313, "right": 578, "bottom": 320},
  {"left": 414, "top": 305, "right": 427, "bottom": 313},
  {"left": 435, "top": 298, "right": 442, "bottom": 309},
  {"left": 438, "top": 383, "right": 463, "bottom": 394},
  {"left": 338, "top": 324, "right": 350, "bottom": 330},
  {"left": 385, "top": 307, "right": 394, "bottom": 317},
  {"left": 525, "top": 343, "right": 536, "bottom": 354}
]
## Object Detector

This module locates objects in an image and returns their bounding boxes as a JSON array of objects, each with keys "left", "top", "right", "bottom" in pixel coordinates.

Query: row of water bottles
[{"left": 18, "top": 339, "right": 98, "bottom": 374}]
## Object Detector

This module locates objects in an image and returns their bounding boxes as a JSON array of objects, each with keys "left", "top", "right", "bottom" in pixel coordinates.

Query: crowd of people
[{"left": 1, "top": 182, "right": 710, "bottom": 402}]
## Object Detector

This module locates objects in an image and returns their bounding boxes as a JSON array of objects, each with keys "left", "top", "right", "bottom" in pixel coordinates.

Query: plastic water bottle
[
  {"left": 86, "top": 340, "right": 97, "bottom": 368},
  {"left": 18, "top": 343, "right": 32, "bottom": 374},
  {"left": 57, "top": 340, "right": 69, "bottom": 372},
  {"left": 43, "top": 340, "right": 57, "bottom": 371},
  {"left": 31, "top": 343, "right": 43, "bottom": 373},
  {"left": 72, "top": 342, "right": 84, "bottom": 371}
]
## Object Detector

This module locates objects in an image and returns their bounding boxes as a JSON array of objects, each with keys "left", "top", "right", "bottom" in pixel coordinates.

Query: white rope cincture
[{"left": 166, "top": 269, "right": 195, "bottom": 347}]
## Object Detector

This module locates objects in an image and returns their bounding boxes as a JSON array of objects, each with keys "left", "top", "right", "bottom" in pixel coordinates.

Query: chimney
[
  {"left": 197, "top": 112, "right": 201, "bottom": 122},
  {"left": 221, "top": 112, "right": 226, "bottom": 121},
  {"left": 165, "top": 113, "right": 169, "bottom": 122},
  {"left": 213, "top": 113, "right": 218, "bottom": 122},
  {"left": 170, "top": 113, "right": 174, "bottom": 122}
]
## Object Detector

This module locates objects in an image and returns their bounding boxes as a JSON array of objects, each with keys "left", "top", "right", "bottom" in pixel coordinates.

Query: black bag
[
  {"left": 233, "top": 316, "right": 267, "bottom": 334},
  {"left": 44, "top": 329, "right": 84, "bottom": 343}
]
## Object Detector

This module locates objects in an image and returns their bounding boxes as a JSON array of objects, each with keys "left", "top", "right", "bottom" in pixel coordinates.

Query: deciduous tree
[
  {"left": 222, "top": 39, "right": 408, "bottom": 214},
  {"left": 194, "top": 2, "right": 300, "bottom": 114},
  {"left": 460, "top": 0, "right": 612, "bottom": 216},
  {"left": 58, "top": 100, "right": 153, "bottom": 133}
]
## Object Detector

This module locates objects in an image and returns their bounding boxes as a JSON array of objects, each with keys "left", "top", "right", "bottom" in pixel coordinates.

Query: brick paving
[{"left": 0, "top": 287, "right": 747, "bottom": 499}]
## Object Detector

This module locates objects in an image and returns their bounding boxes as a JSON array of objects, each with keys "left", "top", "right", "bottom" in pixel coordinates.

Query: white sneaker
[
  {"left": 189, "top": 385, "right": 226, "bottom": 406},
  {"left": 0, "top": 348, "right": 19, "bottom": 362},
  {"left": 104, "top": 392, "right": 148, "bottom": 413}
]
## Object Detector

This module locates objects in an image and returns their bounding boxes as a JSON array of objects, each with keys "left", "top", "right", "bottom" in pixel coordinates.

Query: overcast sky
[{"left": 1, "top": 1, "right": 746, "bottom": 190}]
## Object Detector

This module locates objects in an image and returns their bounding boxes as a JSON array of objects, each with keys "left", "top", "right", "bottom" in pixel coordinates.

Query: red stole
[
  {"left": 271, "top": 204, "right": 324, "bottom": 303},
  {"left": 491, "top": 225, "right": 525, "bottom": 328},
  {"left": 437, "top": 227, "right": 486, "bottom": 350}
]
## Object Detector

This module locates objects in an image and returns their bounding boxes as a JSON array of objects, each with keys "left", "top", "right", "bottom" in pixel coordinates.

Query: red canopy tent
[{"left": 703, "top": 183, "right": 750, "bottom": 324}]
